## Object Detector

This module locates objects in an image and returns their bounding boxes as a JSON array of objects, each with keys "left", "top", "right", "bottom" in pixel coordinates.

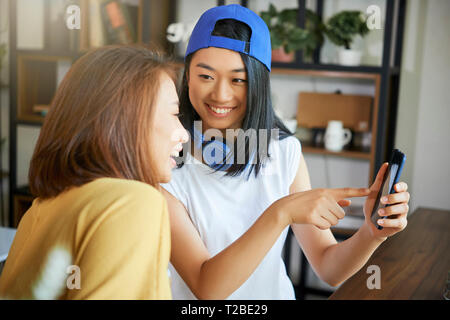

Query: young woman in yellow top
[{"left": 0, "top": 46, "right": 188, "bottom": 299}]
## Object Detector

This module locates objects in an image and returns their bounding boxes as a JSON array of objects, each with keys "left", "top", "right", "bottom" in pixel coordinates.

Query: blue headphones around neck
[
  {"left": 191, "top": 125, "right": 258, "bottom": 172},
  {"left": 192, "top": 125, "right": 233, "bottom": 171}
]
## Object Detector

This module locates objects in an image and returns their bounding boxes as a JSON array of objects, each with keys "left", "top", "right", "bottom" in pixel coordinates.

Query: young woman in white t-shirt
[{"left": 161, "top": 5, "right": 410, "bottom": 299}]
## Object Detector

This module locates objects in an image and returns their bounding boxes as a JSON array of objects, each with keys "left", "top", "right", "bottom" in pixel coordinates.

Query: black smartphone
[{"left": 370, "top": 149, "right": 406, "bottom": 230}]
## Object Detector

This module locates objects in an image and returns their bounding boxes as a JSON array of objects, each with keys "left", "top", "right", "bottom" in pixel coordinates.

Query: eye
[
  {"left": 174, "top": 113, "right": 183, "bottom": 118},
  {"left": 199, "top": 74, "right": 213, "bottom": 80},
  {"left": 233, "top": 78, "right": 247, "bottom": 84}
]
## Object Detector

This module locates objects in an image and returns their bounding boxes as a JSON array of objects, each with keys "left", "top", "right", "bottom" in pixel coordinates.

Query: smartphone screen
[{"left": 371, "top": 163, "right": 399, "bottom": 228}]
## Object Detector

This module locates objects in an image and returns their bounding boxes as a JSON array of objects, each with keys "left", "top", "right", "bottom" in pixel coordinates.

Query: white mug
[{"left": 324, "top": 120, "right": 352, "bottom": 152}]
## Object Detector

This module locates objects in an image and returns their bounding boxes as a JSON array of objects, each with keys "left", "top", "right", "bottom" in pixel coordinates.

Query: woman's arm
[
  {"left": 290, "top": 155, "right": 409, "bottom": 287},
  {"left": 288, "top": 154, "right": 341, "bottom": 284},
  {"left": 162, "top": 188, "right": 286, "bottom": 300},
  {"left": 162, "top": 174, "right": 367, "bottom": 299}
]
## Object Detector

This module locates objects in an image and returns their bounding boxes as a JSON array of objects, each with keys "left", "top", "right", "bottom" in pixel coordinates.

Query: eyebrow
[{"left": 195, "top": 63, "right": 245, "bottom": 73}]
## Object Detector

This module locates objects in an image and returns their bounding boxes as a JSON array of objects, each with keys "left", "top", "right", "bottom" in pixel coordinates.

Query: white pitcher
[{"left": 324, "top": 120, "right": 352, "bottom": 152}]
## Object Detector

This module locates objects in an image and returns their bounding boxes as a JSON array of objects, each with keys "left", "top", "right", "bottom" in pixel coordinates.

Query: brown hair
[{"left": 29, "top": 45, "right": 177, "bottom": 199}]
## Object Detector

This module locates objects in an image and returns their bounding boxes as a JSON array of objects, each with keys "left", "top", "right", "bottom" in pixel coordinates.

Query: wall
[{"left": 395, "top": 0, "right": 450, "bottom": 212}]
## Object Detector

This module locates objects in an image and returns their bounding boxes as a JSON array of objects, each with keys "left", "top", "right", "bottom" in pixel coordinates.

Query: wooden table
[{"left": 329, "top": 207, "right": 450, "bottom": 300}]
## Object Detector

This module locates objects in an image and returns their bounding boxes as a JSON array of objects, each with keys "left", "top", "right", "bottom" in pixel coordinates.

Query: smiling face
[
  {"left": 188, "top": 47, "right": 248, "bottom": 134},
  {"left": 151, "top": 72, "right": 189, "bottom": 183}
]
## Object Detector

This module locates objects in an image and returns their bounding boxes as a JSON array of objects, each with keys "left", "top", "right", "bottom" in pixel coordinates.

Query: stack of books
[{"left": 87, "top": 0, "right": 138, "bottom": 48}]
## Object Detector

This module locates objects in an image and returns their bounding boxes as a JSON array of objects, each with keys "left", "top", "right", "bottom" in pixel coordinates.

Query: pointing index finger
[{"left": 330, "top": 187, "right": 370, "bottom": 200}]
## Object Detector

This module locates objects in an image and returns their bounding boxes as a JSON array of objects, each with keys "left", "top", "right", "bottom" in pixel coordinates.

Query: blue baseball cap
[{"left": 185, "top": 4, "right": 272, "bottom": 72}]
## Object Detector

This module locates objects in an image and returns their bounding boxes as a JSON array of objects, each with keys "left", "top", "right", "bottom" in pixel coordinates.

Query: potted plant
[
  {"left": 325, "top": 10, "right": 369, "bottom": 66},
  {"left": 260, "top": 4, "right": 324, "bottom": 63}
]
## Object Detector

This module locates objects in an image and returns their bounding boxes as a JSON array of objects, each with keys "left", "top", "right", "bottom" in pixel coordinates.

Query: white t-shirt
[{"left": 161, "top": 136, "right": 302, "bottom": 299}]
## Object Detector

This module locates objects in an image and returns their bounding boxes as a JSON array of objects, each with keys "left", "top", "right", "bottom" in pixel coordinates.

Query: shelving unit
[
  {"left": 17, "top": 54, "right": 72, "bottom": 123},
  {"left": 274, "top": 0, "right": 405, "bottom": 186},
  {"left": 301, "top": 145, "right": 372, "bottom": 160},
  {"left": 270, "top": 66, "right": 382, "bottom": 179}
]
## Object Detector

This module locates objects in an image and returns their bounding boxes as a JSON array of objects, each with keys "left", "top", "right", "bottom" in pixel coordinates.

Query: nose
[
  {"left": 172, "top": 126, "right": 189, "bottom": 145},
  {"left": 180, "top": 128, "right": 189, "bottom": 144},
  {"left": 211, "top": 79, "right": 233, "bottom": 103}
]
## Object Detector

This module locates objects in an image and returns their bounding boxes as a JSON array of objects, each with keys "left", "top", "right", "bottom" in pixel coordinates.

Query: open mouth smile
[{"left": 205, "top": 103, "right": 236, "bottom": 117}]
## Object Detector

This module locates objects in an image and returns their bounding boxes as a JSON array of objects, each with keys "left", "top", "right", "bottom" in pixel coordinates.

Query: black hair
[{"left": 178, "top": 19, "right": 293, "bottom": 179}]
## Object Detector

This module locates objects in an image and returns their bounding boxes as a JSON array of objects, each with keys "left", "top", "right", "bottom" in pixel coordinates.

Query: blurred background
[{"left": 0, "top": 0, "right": 449, "bottom": 299}]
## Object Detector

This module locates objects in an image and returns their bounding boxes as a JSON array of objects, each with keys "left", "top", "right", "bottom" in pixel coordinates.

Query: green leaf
[
  {"left": 270, "top": 30, "right": 283, "bottom": 49},
  {"left": 284, "top": 43, "right": 293, "bottom": 53},
  {"left": 279, "top": 9, "right": 297, "bottom": 25},
  {"left": 269, "top": 3, "right": 277, "bottom": 17},
  {"left": 325, "top": 10, "right": 370, "bottom": 48},
  {"left": 260, "top": 12, "right": 272, "bottom": 27},
  {"left": 290, "top": 28, "right": 308, "bottom": 40}
]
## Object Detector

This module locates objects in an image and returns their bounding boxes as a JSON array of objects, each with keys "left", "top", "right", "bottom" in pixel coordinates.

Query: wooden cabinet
[{"left": 17, "top": 55, "right": 72, "bottom": 124}]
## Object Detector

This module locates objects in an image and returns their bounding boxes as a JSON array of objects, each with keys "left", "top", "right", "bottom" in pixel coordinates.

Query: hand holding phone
[{"left": 370, "top": 149, "right": 406, "bottom": 230}]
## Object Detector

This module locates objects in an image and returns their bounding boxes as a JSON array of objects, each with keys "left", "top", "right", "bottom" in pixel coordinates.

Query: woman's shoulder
[
  {"left": 74, "top": 178, "right": 167, "bottom": 225},
  {"left": 66, "top": 178, "right": 166, "bottom": 213},
  {"left": 269, "top": 136, "right": 302, "bottom": 182},
  {"left": 273, "top": 135, "right": 302, "bottom": 156},
  {"left": 87, "top": 177, "right": 161, "bottom": 196},
  {"left": 25, "top": 178, "right": 167, "bottom": 249}
]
